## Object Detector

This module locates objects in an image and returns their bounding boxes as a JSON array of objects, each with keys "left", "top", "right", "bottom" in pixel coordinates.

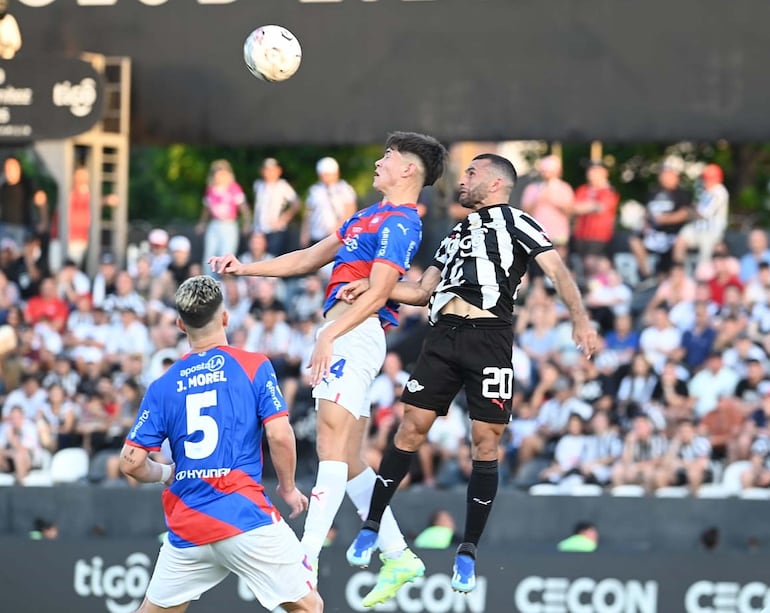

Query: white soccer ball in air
[{"left": 243, "top": 25, "right": 302, "bottom": 83}]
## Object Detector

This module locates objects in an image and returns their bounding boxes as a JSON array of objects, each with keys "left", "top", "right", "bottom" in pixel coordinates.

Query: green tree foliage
[{"left": 129, "top": 144, "right": 383, "bottom": 224}]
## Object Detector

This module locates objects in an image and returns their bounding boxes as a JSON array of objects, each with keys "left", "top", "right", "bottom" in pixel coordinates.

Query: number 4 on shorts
[{"left": 329, "top": 358, "right": 346, "bottom": 379}]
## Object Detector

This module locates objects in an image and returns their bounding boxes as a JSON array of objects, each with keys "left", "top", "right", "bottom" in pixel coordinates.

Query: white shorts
[
  {"left": 312, "top": 317, "right": 386, "bottom": 418},
  {"left": 146, "top": 520, "right": 314, "bottom": 611}
]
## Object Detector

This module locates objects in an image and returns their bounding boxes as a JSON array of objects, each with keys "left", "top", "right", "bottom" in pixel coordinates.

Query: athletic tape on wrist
[{"left": 158, "top": 463, "right": 173, "bottom": 484}]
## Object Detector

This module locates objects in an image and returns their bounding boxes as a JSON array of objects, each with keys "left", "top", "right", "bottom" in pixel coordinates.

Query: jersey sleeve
[
  {"left": 253, "top": 360, "right": 289, "bottom": 424},
  {"left": 374, "top": 214, "right": 422, "bottom": 273},
  {"left": 125, "top": 382, "right": 166, "bottom": 451},
  {"left": 513, "top": 211, "right": 554, "bottom": 256}
]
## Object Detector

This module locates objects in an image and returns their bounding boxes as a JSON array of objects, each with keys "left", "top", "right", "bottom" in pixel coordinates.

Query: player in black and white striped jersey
[
  {"left": 342, "top": 153, "right": 598, "bottom": 599},
  {"left": 654, "top": 419, "right": 713, "bottom": 494}
]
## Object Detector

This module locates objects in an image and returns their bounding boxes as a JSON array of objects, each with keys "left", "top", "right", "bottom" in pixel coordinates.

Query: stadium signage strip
[
  {"left": 0, "top": 58, "right": 102, "bottom": 142},
  {"left": 18, "top": 0, "right": 435, "bottom": 6},
  {"left": 3, "top": 539, "right": 770, "bottom": 612}
]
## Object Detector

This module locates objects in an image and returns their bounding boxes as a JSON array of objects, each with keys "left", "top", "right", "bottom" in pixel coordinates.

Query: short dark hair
[
  {"left": 574, "top": 521, "right": 596, "bottom": 535},
  {"left": 472, "top": 153, "right": 518, "bottom": 187},
  {"left": 175, "top": 275, "right": 223, "bottom": 330},
  {"left": 385, "top": 131, "right": 448, "bottom": 187}
]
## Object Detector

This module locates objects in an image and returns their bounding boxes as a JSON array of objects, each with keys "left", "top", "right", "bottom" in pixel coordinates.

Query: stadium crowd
[{"left": 1, "top": 152, "right": 770, "bottom": 500}]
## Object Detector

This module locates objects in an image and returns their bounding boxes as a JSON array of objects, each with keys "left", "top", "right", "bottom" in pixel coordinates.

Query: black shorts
[{"left": 401, "top": 315, "right": 514, "bottom": 424}]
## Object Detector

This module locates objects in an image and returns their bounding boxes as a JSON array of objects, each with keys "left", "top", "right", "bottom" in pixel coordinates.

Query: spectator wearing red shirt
[
  {"left": 571, "top": 161, "right": 620, "bottom": 264},
  {"left": 24, "top": 277, "right": 69, "bottom": 332},
  {"left": 708, "top": 247, "right": 743, "bottom": 306}
]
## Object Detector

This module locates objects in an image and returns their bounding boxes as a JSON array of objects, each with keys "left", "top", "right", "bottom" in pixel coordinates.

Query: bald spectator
[
  {"left": 521, "top": 155, "right": 574, "bottom": 259},
  {"left": 301, "top": 156, "right": 358, "bottom": 247},
  {"left": 252, "top": 157, "right": 300, "bottom": 256}
]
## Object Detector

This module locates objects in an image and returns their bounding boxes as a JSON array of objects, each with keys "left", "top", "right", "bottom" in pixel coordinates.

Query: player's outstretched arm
[
  {"left": 535, "top": 249, "right": 598, "bottom": 358},
  {"left": 209, "top": 234, "right": 340, "bottom": 278},
  {"left": 336, "top": 265, "right": 441, "bottom": 307},
  {"left": 264, "top": 415, "right": 308, "bottom": 519},
  {"left": 118, "top": 443, "right": 175, "bottom": 486}
]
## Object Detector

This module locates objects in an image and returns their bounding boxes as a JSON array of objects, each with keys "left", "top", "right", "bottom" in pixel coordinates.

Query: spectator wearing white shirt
[
  {"left": 639, "top": 305, "right": 682, "bottom": 373},
  {"left": 722, "top": 333, "right": 768, "bottom": 379},
  {"left": 69, "top": 305, "right": 111, "bottom": 366},
  {"left": 102, "top": 271, "right": 147, "bottom": 321},
  {"left": 104, "top": 306, "right": 151, "bottom": 367},
  {"left": 739, "top": 229, "right": 770, "bottom": 284},
  {"left": 654, "top": 419, "right": 713, "bottom": 494},
  {"left": 301, "top": 157, "right": 357, "bottom": 247},
  {"left": 0, "top": 406, "right": 42, "bottom": 483},
  {"left": 221, "top": 276, "right": 251, "bottom": 333},
  {"left": 369, "top": 352, "right": 411, "bottom": 415},
  {"left": 688, "top": 351, "right": 740, "bottom": 419},
  {"left": 91, "top": 253, "right": 119, "bottom": 308},
  {"left": 611, "top": 414, "right": 668, "bottom": 492},
  {"left": 540, "top": 413, "right": 588, "bottom": 484},
  {"left": 580, "top": 411, "right": 623, "bottom": 485},
  {"left": 245, "top": 303, "right": 292, "bottom": 378},
  {"left": 55, "top": 259, "right": 90, "bottom": 307},
  {"left": 146, "top": 228, "right": 172, "bottom": 278},
  {"left": 2, "top": 374, "right": 50, "bottom": 421},
  {"left": 252, "top": 157, "right": 300, "bottom": 256},
  {"left": 674, "top": 164, "right": 729, "bottom": 264}
]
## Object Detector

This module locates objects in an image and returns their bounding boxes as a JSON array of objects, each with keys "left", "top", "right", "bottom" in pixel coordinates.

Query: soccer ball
[{"left": 243, "top": 25, "right": 302, "bottom": 83}]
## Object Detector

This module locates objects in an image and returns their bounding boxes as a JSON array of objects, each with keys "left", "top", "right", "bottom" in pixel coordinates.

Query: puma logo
[
  {"left": 491, "top": 398, "right": 506, "bottom": 411},
  {"left": 473, "top": 498, "right": 492, "bottom": 506},
  {"left": 376, "top": 475, "right": 394, "bottom": 487},
  {"left": 397, "top": 223, "right": 409, "bottom": 235}
]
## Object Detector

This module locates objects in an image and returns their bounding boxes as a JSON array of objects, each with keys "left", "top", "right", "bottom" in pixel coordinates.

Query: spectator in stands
[
  {"left": 639, "top": 305, "right": 681, "bottom": 373},
  {"left": 540, "top": 413, "right": 588, "bottom": 484},
  {"left": 669, "top": 280, "right": 719, "bottom": 332},
  {"left": 708, "top": 247, "right": 743, "bottom": 307},
  {"left": 740, "top": 435, "right": 770, "bottom": 490},
  {"left": 628, "top": 157, "right": 692, "bottom": 281},
  {"left": 688, "top": 352, "right": 740, "bottom": 419},
  {"left": 572, "top": 160, "right": 619, "bottom": 265},
  {"left": 616, "top": 353, "right": 659, "bottom": 427},
  {"left": 603, "top": 313, "right": 639, "bottom": 369},
  {"left": 580, "top": 411, "right": 622, "bottom": 486},
  {"left": 105, "top": 307, "right": 151, "bottom": 369},
  {"left": 221, "top": 277, "right": 251, "bottom": 333},
  {"left": 611, "top": 414, "right": 667, "bottom": 493},
  {"left": 24, "top": 277, "right": 68, "bottom": 333},
  {"left": 290, "top": 273, "right": 325, "bottom": 324},
  {"left": 739, "top": 229, "right": 770, "bottom": 284},
  {"left": 674, "top": 164, "right": 729, "bottom": 265},
  {"left": 0, "top": 156, "right": 48, "bottom": 248},
  {"left": 103, "top": 271, "right": 146, "bottom": 320},
  {"left": 44, "top": 382, "right": 79, "bottom": 450},
  {"left": 521, "top": 155, "right": 574, "bottom": 260},
  {"left": 251, "top": 157, "right": 301, "bottom": 256},
  {"left": 505, "top": 402, "right": 538, "bottom": 477},
  {"left": 674, "top": 301, "right": 717, "bottom": 371},
  {"left": 654, "top": 419, "right": 712, "bottom": 494},
  {"left": 301, "top": 157, "right": 358, "bottom": 248},
  {"left": 421, "top": 402, "right": 469, "bottom": 488},
  {"left": 518, "top": 375, "right": 593, "bottom": 472},
  {"left": 0, "top": 267, "right": 18, "bottom": 324},
  {"left": 55, "top": 259, "right": 90, "bottom": 308},
  {"left": 0, "top": 405, "right": 42, "bottom": 483},
  {"left": 196, "top": 159, "right": 251, "bottom": 268},
  {"left": 245, "top": 302, "right": 292, "bottom": 379},
  {"left": 6, "top": 234, "right": 47, "bottom": 300},
  {"left": 153, "top": 236, "right": 193, "bottom": 307},
  {"left": 574, "top": 353, "right": 616, "bottom": 414},
  {"left": 518, "top": 303, "right": 561, "bottom": 367},
  {"left": 736, "top": 359, "right": 770, "bottom": 414},
  {"left": 699, "top": 395, "right": 744, "bottom": 463},
  {"left": 649, "top": 359, "right": 691, "bottom": 425},
  {"left": 91, "top": 253, "right": 119, "bottom": 308},
  {"left": 42, "top": 354, "right": 80, "bottom": 398},
  {"left": 557, "top": 521, "right": 599, "bottom": 552},
  {"left": 69, "top": 305, "right": 110, "bottom": 367},
  {"left": 146, "top": 228, "right": 171, "bottom": 277},
  {"left": 723, "top": 333, "right": 767, "bottom": 379},
  {"left": 58, "top": 166, "right": 91, "bottom": 267},
  {"left": 642, "top": 262, "right": 696, "bottom": 326},
  {"left": 369, "top": 352, "right": 411, "bottom": 416},
  {"left": 3, "top": 373, "right": 49, "bottom": 421},
  {"left": 584, "top": 258, "right": 632, "bottom": 334},
  {"left": 745, "top": 261, "right": 770, "bottom": 309},
  {"left": 76, "top": 393, "right": 109, "bottom": 455},
  {"left": 131, "top": 254, "right": 155, "bottom": 306}
]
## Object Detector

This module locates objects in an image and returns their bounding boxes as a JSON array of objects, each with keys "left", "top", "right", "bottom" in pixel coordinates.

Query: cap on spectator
[
  {"left": 702, "top": 163, "right": 724, "bottom": 184},
  {"left": 100, "top": 253, "right": 116, "bottom": 266},
  {"left": 149, "top": 228, "right": 169, "bottom": 246},
  {"left": 316, "top": 157, "right": 339, "bottom": 175},
  {"left": 262, "top": 157, "right": 280, "bottom": 169},
  {"left": 169, "top": 235, "right": 191, "bottom": 253}
]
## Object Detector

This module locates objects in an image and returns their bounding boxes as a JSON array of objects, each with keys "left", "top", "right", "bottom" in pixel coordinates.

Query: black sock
[
  {"left": 366, "top": 445, "right": 416, "bottom": 527},
  {"left": 463, "top": 459, "right": 498, "bottom": 546}
]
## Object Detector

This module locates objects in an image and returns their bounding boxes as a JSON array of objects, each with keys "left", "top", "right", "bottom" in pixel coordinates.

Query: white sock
[
  {"left": 346, "top": 467, "right": 407, "bottom": 556},
  {"left": 301, "top": 460, "right": 348, "bottom": 562}
]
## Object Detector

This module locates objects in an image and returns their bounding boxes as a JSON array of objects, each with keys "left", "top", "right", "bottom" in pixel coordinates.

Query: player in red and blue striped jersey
[
  {"left": 210, "top": 132, "right": 447, "bottom": 602},
  {"left": 119, "top": 275, "right": 321, "bottom": 613}
]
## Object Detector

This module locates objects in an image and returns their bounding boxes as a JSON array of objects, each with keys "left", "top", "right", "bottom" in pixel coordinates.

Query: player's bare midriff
[
  {"left": 440, "top": 296, "right": 495, "bottom": 319},
  {"left": 325, "top": 300, "right": 380, "bottom": 321}
]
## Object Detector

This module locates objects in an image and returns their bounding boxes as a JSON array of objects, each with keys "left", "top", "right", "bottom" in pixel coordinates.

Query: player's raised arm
[
  {"left": 264, "top": 414, "right": 308, "bottom": 519},
  {"left": 210, "top": 233, "right": 340, "bottom": 277},
  {"left": 534, "top": 248, "right": 598, "bottom": 358}
]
